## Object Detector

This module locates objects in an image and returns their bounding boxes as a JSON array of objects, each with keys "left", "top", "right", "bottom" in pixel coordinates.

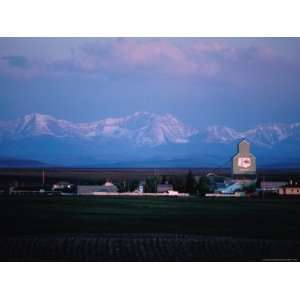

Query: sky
[{"left": 1, "top": 37, "right": 300, "bottom": 130}]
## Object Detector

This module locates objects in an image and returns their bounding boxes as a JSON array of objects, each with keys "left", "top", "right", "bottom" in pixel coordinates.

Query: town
[{"left": 1, "top": 139, "right": 299, "bottom": 198}]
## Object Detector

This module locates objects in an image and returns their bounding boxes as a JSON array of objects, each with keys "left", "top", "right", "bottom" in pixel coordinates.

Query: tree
[
  {"left": 128, "top": 179, "right": 139, "bottom": 192},
  {"left": 117, "top": 180, "right": 128, "bottom": 193},
  {"left": 244, "top": 183, "right": 256, "bottom": 194},
  {"left": 185, "top": 170, "right": 196, "bottom": 194},
  {"left": 168, "top": 176, "right": 185, "bottom": 193},
  {"left": 161, "top": 175, "right": 167, "bottom": 184},
  {"left": 196, "top": 176, "right": 210, "bottom": 196},
  {"left": 145, "top": 176, "right": 159, "bottom": 193}
]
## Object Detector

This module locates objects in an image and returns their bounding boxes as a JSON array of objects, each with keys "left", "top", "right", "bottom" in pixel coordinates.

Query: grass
[{"left": 1, "top": 195, "right": 300, "bottom": 240}]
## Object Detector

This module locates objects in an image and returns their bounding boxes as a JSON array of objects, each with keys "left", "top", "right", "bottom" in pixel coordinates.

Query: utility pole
[
  {"left": 42, "top": 168, "right": 45, "bottom": 186},
  {"left": 262, "top": 175, "right": 265, "bottom": 200}
]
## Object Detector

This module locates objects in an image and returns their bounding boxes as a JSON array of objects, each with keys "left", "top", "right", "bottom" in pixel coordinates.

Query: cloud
[
  {"left": 52, "top": 39, "right": 298, "bottom": 84},
  {"left": 52, "top": 39, "right": 221, "bottom": 78},
  {"left": 0, "top": 38, "right": 299, "bottom": 86}
]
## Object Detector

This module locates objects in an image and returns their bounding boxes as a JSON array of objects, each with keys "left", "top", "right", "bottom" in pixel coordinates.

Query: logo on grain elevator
[{"left": 238, "top": 157, "right": 252, "bottom": 169}]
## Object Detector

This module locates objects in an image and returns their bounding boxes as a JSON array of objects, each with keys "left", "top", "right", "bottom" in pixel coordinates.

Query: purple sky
[{"left": 1, "top": 38, "right": 300, "bottom": 130}]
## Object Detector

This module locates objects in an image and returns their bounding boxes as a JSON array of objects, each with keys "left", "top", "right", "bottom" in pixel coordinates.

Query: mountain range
[{"left": 0, "top": 112, "right": 300, "bottom": 167}]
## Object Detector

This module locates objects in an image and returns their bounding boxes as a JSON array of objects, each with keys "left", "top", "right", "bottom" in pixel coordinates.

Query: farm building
[
  {"left": 279, "top": 186, "right": 300, "bottom": 196},
  {"left": 232, "top": 139, "right": 256, "bottom": 179},
  {"left": 77, "top": 181, "right": 118, "bottom": 195},
  {"left": 10, "top": 186, "right": 48, "bottom": 195},
  {"left": 157, "top": 183, "right": 173, "bottom": 193},
  {"left": 52, "top": 181, "right": 73, "bottom": 191},
  {"left": 260, "top": 181, "right": 288, "bottom": 193},
  {"left": 138, "top": 180, "right": 146, "bottom": 193}
]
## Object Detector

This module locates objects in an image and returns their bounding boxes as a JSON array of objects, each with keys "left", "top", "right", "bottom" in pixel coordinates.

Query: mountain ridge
[
  {"left": 1, "top": 112, "right": 300, "bottom": 147},
  {"left": 1, "top": 112, "right": 300, "bottom": 166},
  {"left": 0, "top": 112, "right": 198, "bottom": 146}
]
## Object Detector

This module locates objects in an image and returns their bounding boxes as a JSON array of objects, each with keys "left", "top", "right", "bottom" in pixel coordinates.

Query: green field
[
  {"left": 1, "top": 195, "right": 300, "bottom": 240},
  {"left": 1, "top": 195, "right": 300, "bottom": 261}
]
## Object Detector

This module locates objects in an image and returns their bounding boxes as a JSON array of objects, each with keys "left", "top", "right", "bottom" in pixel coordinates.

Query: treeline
[{"left": 116, "top": 170, "right": 211, "bottom": 195}]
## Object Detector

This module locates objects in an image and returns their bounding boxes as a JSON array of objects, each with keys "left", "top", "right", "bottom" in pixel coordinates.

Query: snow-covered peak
[
  {"left": 23, "top": 112, "right": 53, "bottom": 120},
  {"left": 243, "top": 123, "right": 292, "bottom": 146},
  {"left": 203, "top": 122, "right": 300, "bottom": 147},
  {"left": 0, "top": 111, "right": 198, "bottom": 145},
  {"left": 96, "top": 111, "right": 198, "bottom": 145},
  {"left": 12, "top": 113, "right": 78, "bottom": 138}
]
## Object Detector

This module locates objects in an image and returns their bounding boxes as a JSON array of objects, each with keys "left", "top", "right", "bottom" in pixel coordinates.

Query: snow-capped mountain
[
  {"left": 0, "top": 112, "right": 198, "bottom": 146},
  {"left": 1, "top": 112, "right": 300, "bottom": 166},
  {"left": 1, "top": 112, "right": 300, "bottom": 147},
  {"left": 203, "top": 123, "right": 300, "bottom": 147},
  {"left": 0, "top": 113, "right": 78, "bottom": 139}
]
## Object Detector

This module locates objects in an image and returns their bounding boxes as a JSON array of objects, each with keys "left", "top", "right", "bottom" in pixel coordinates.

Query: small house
[
  {"left": 261, "top": 181, "right": 288, "bottom": 193},
  {"left": 279, "top": 186, "right": 300, "bottom": 196},
  {"left": 157, "top": 183, "right": 173, "bottom": 193},
  {"left": 77, "top": 181, "right": 118, "bottom": 195}
]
